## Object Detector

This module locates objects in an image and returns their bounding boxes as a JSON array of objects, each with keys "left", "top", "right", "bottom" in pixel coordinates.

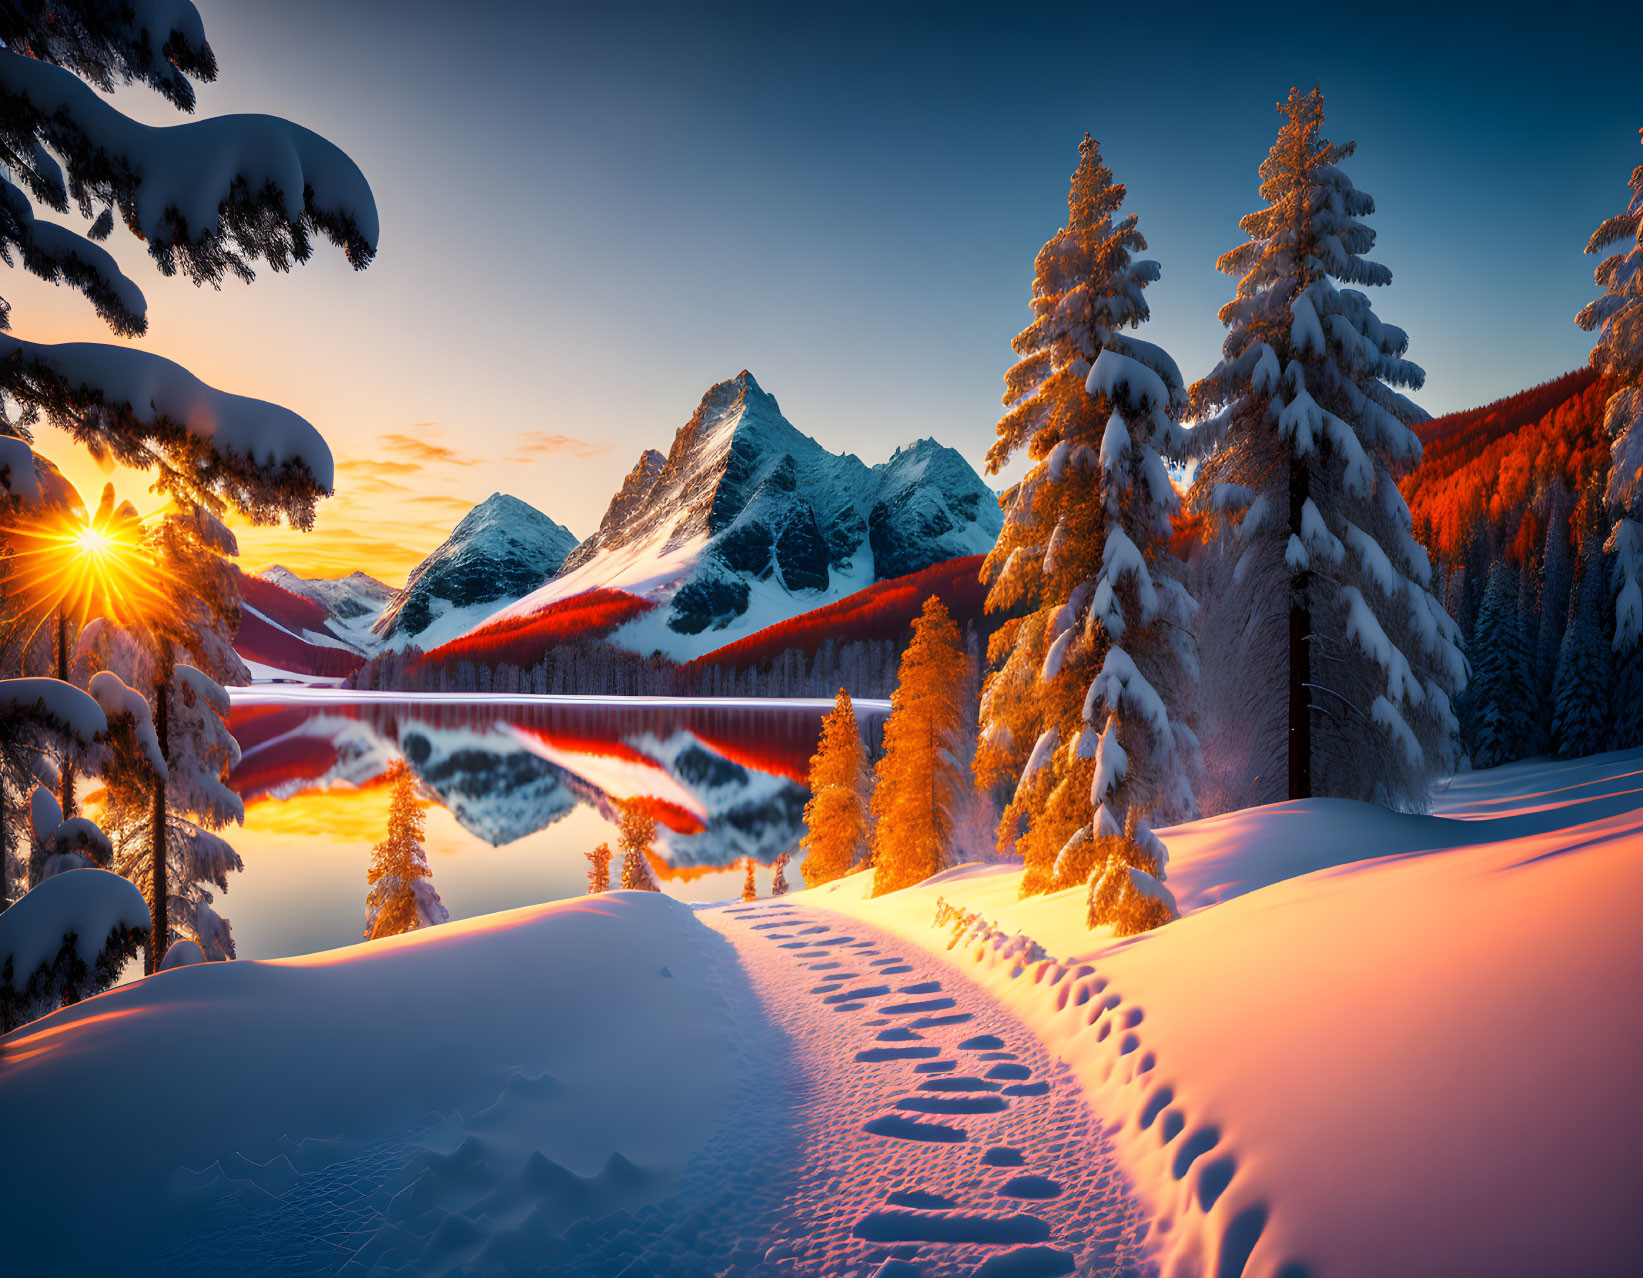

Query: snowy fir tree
[
  {"left": 617, "top": 799, "right": 661, "bottom": 892},
  {"left": 1576, "top": 128, "right": 1643, "bottom": 658},
  {"left": 1189, "top": 86, "right": 1463, "bottom": 810},
  {"left": 976, "top": 134, "right": 1198, "bottom": 907},
  {"left": 72, "top": 506, "right": 250, "bottom": 966},
  {"left": 1552, "top": 549, "right": 1614, "bottom": 760},
  {"left": 585, "top": 843, "right": 612, "bottom": 894},
  {"left": 870, "top": 597, "right": 974, "bottom": 896},
  {"left": 771, "top": 852, "right": 790, "bottom": 896},
  {"left": 741, "top": 858, "right": 757, "bottom": 902},
  {"left": 364, "top": 762, "right": 447, "bottom": 941},
  {"left": 1467, "top": 562, "right": 1536, "bottom": 769},
  {"left": 799, "top": 689, "right": 869, "bottom": 888}
]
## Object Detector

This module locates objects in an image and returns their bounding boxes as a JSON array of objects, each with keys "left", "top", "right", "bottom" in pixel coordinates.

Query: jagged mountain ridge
[
  {"left": 489, "top": 371, "right": 1001, "bottom": 657},
  {"left": 373, "top": 492, "right": 579, "bottom": 651}
]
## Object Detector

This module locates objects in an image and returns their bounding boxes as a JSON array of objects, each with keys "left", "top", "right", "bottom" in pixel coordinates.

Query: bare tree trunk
[
  {"left": 146, "top": 660, "right": 170, "bottom": 973},
  {"left": 1288, "top": 457, "right": 1313, "bottom": 800},
  {"left": 57, "top": 610, "right": 75, "bottom": 818}
]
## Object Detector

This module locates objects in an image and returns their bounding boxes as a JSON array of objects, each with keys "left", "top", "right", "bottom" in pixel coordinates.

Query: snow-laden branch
[
  {"left": 0, "top": 333, "right": 333, "bottom": 521},
  {"left": 0, "top": 48, "right": 377, "bottom": 283},
  {"left": 1, "top": 174, "right": 146, "bottom": 334}
]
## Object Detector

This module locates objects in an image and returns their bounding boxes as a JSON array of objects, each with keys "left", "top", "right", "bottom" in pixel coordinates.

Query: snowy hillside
[
  {"left": 7, "top": 749, "right": 1636, "bottom": 1275},
  {"left": 486, "top": 372, "right": 1002, "bottom": 660},
  {"left": 806, "top": 748, "right": 1643, "bottom": 1278},
  {"left": 261, "top": 565, "right": 395, "bottom": 652},
  {"left": 373, "top": 493, "right": 578, "bottom": 651}
]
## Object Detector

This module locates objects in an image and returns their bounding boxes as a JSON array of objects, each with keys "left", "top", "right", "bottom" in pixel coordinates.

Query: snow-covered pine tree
[
  {"left": 586, "top": 843, "right": 612, "bottom": 894},
  {"left": 617, "top": 799, "right": 661, "bottom": 892},
  {"left": 1576, "top": 128, "right": 1643, "bottom": 659},
  {"left": 1552, "top": 548, "right": 1613, "bottom": 760},
  {"left": 364, "top": 762, "right": 447, "bottom": 940},
  {"left": 741, "top": 858, "right": 757, "bottom": 902},
  {"left": 771, "top": 852, "right": 790, "bottom": 896},
  {"left": 1189, "top": 86, "right": 1463, "bottom": 809},
  {"left": 799, "top": 689, "right": 869, "bottom": 887},
  {"left": 73, "top": 505, "right": 249, "bottom": 966},
  {"left": 870, "top": 597, "right": 974, "bottom": 896},
  {"left": 976, "top": 133, "right": 1198, "bottom": 907},
  {"left": 1534, "top": 489, "right": 1576, "bottom": 706},
  {"left": 1468, "top": 562, "right": 1536, "bottom": 769}
]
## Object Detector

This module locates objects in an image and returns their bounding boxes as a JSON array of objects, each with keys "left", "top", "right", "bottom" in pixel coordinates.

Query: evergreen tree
[
  {"left": 1468, "top": 562, "right": 1535, "bottom": 769},
  {"left": 585, "top": 842, "right": 612, "bottom": 894},
  {"left": 978, "top": 133, "right": 1198, "bottom": 906},
  {"left": 799, "top": 689, "right": 869, "bottom": 887},
  {"left": 771, "top": 852, "right": 790, "bottom": 896},
  {"left": 870, "top": 597, "right": 974, "bottom": 895},
  {"left": 1576, "top": 128, "right": 1643, "bottom": 654},
  {"left": 72, "top": 505, "right": 249, "bottom": 966},
  {"left": 617, "top": 799, "right": 661, "bottom": 892},
  {"left": 1534, "top": 490, "right": 1576, "bottom": 705},
  {"left": 1552, "top": 550, "right": 1613, "bottom": 760},
  {"left": 741, "top": 857, "right": 757, "bottom": 902},
  {"left": 1189, "top": 86, "right": 1462, "bottom": 809},
  {"left": 364, "top": 762, "right": 447, "bottom": 940}
]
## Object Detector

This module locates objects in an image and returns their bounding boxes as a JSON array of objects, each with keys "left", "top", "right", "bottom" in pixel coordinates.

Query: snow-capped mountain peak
[
  {"left": 487, "top": 371, "right": 1002, "bottom": 658},
  {"left": 373, "top": 492, "right": 579, "bottom": 650}
]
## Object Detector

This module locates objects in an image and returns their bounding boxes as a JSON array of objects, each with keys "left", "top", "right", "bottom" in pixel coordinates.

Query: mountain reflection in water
[{"left": 221, "top": 693, "right": 887, "bottom": 958}]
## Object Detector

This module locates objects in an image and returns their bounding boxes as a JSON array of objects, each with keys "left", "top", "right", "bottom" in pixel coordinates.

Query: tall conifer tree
[
  {"left": 1576, "top": 128, "right": 1643, "bottom": 654},
  {"left": 1553, "top": 550, "right": 1613, "bottom": 760},
  {"left": 771, "top": 852, "right": 790, "bottom": 896},
  {"left": 1190, "top": 87, "right": 1463, "bottom": 809},
  {"left": 741, "top": 858, "right": 757, "bottom": 902},
  {"left": 1469, "top": 562, "right": 1535, "bottom": 769},
  {"left": 800, "top": 689, "right": 869, "bottom": 887},
  {"left": 977, "top": 134, "right": 1198, "bottom": 907},
  {"left": 364, "top": 762, "right": 447, "bottom": 940},
  {"left": 870, "top": 597, "right": 973, "bottom": 895}
]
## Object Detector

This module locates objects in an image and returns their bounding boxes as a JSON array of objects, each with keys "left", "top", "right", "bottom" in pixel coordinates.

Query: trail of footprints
[{"left": 723, "top": 904, "right": 1151, "bottom": 1278}]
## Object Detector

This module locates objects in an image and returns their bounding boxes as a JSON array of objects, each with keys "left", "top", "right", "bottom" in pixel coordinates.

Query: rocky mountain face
[
  {"left": 260, "top": 566, "right": 394, "bottom": 652},
  {"left": 502, "top": 371, "right": 1002, "bottom": 647},
  {"left": 374, "top": 493, "right": 578, "bottom": 649}
]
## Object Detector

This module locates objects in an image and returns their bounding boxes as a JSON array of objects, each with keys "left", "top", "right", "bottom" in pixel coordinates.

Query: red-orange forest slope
[{"left": 1402, "top": 367, "right": 1610, "bottom": 563}]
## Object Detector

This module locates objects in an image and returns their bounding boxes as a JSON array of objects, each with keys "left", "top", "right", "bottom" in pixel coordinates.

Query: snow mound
[{"left": 0, "top": 891, "right": 738, "bottom": 1272}]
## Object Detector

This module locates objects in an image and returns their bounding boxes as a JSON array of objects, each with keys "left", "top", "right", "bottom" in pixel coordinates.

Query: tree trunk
[
  {"left": 1288, "top": 458, "right": 1313, "bottom": 800},
  {"left": 147, "top": 670, "right": 170, "bottom": 973},
  {"left": 57, "top": 610, "right": 75, "bottom": 818}
]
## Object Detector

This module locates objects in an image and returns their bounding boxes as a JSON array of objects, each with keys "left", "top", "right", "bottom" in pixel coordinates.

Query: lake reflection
[{"left": 222, "top": 692, "right": 887, "bottom": 960}]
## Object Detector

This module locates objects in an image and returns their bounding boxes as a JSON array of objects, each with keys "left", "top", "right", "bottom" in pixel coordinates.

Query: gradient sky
[{"left": 16, "top": 0, "right": 1642, "bottom": 584}]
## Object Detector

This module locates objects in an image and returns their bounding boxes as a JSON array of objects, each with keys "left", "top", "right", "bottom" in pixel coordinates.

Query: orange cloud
[
  {"left": 377, "top": 432, "right": 479, "bottom": 467},
  {"left": 509, "top": 430, "right": 612, "bottom": 461}
]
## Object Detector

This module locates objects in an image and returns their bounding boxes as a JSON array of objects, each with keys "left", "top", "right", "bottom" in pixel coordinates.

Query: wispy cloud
[
  {"left": 377, "top": 432, "right": 480, "bottom": 467},
  {"left": 338, "top": 458, "right": 422, "bottom": 478},
  {"left": 508, "top": 430, "right": 612, "bottom": 461}
]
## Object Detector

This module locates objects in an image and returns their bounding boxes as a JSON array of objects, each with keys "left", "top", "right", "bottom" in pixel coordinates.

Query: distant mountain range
[{"left": 237, "top": 370, "right": 1002, "bottom": 678}]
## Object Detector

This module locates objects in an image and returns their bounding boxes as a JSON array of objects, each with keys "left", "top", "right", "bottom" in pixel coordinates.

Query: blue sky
[{"left": 19, "top": 0, "right": 1642, "bottom": 579}]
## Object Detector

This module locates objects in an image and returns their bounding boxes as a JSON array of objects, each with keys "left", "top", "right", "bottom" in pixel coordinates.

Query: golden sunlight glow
[{"left": 0, "top": 488, "right": 177, "bottom": 666}]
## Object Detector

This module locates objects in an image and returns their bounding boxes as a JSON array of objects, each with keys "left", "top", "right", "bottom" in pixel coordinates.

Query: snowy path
[{"left": 699, "top": 898, "right": 1153, "bottom": 1278}]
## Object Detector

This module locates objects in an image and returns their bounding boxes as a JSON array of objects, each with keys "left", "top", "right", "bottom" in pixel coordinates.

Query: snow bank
[
  {"left": 808, "top": 749, "right": 1643, "bottom": 1278},
  {"left": 0, "top": 891, "right": 739, "bottom": 1272},
  {"left": 0, "top": 868, "right": 148, "bottom": 991}
]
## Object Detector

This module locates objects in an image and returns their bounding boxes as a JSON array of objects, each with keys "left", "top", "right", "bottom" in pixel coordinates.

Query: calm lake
[{"left": 218, "top": 691, "right": 888, "bottom": 959}]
